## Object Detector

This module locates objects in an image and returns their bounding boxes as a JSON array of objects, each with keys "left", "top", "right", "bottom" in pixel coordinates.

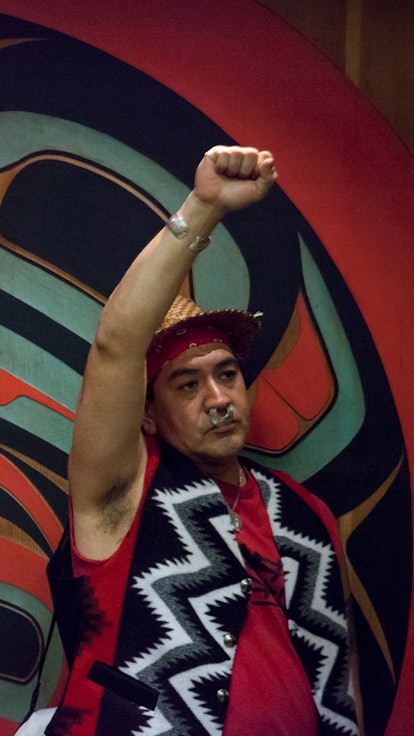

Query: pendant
[{"left": 228, "top": 506, "right": 242, "bottom": 533}]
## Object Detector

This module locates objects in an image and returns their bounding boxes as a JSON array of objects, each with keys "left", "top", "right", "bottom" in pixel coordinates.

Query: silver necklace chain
[{"left": 226, "top": 465, "right": 244, "bottom": 533}]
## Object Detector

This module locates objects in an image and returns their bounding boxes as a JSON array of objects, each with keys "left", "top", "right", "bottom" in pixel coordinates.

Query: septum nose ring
[{"left": 209, "top": 405, "right": 234, "bottom": 427}]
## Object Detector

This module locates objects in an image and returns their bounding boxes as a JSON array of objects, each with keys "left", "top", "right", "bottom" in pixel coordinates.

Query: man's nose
[{"left": 204, "top": 379, "right": 230, "bottom": 409}]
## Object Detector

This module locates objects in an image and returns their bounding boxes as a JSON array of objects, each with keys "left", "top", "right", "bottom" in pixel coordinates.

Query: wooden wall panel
[
  {"left": 257, "top": 0, "right": 347, "bottom": 69},
  {"left": 258, "top": 0, "right": 414, "bottom": 153},
  {"left": 359, "top": 1, "right": 414, "bottom": 153}
]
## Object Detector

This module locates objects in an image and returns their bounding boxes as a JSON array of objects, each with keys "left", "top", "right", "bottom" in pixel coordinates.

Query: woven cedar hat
[{"left": 147, "top": 294, "right": 261, "bottom": 379}]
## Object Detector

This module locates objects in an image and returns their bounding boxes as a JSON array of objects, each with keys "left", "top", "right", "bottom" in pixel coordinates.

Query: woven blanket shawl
[
  {"left": 95, "top": 443, "right": 357, "bottom": 736},
  {"left": 47, "top": 442, "right": 358, "bottom": 735}
]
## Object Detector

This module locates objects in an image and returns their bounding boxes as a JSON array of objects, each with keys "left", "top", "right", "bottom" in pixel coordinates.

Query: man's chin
[{"left": 200, "top": 430, "right": 246, "bottom": 459}]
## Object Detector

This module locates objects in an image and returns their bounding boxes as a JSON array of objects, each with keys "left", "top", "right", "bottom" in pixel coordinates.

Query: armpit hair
[{"left": 97, "top": 479, "right": 134, "bottom": 535}]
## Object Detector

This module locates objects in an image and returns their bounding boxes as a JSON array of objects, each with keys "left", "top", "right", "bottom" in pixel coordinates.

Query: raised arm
[{"left": 69, "top": 146, "right": 276, "bottom": 559}]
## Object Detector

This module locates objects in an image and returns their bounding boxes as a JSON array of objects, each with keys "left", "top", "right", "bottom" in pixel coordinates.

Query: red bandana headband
[{"left": 147, "top": 324, "right": 231, "bottom": 382}]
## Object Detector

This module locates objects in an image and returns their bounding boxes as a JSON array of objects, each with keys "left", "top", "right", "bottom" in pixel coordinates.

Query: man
[{"left": 19, "top": 147, "right": 359, "bottom": 735}]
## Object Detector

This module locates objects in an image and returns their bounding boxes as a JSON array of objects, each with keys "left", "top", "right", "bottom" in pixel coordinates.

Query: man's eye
[
  {"left": 220, "top": 370, "right": 237, "bottom": 381},
  {"left": 179, "top": 381, "right": 197, "bottom": 391}
]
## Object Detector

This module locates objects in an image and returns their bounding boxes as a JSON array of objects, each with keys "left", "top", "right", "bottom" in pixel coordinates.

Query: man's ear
[{"left": 142, "top": 402, "right": 158, "bottom": 436}]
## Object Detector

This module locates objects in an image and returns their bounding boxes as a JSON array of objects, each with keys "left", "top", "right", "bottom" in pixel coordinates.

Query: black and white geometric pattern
[
  {"left": 256, "top": 469, "right": 358, "bottom": 735},
  {"left": 94, "top": 447, "right": 358, "bottom": 735},
  {"left": 100, "top": 473, "right": 248, "bottom": 736}
]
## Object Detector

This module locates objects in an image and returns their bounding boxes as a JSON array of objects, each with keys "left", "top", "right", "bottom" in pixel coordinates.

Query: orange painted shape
[
  {"left": 265, "top": 294, "right": 333, "bottom": 420},
  {"left": 0, "top": 538, "right": 52, "bottom": 607},
  {"left": 0, "top": 454, "right": 63, "bottom": 549},
  {"left": 247, "top": 378, "right": 300, "bottom": 451},
  {"left": 247, "top": 293, "right": 334, "bottom": 452},
  {"left": 0, "top": 368, "right": 75, "bottom": 421}
]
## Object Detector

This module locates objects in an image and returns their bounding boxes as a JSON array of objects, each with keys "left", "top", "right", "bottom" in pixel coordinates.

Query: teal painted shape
[
  {"left": 1, "top": 327, "right": 77, "bottom": 453},
  {"left": 0, "top": 582, "right": 64, "bottom": 719},
  {"left": 0, "top": 247, "right": 102, "bottom": 343},
  {"left": 0, "top": 112, "right": 249, "bottom": 456},
  {"left": 192, "top": 242, "right": 250, "bottom": 311},
  {"left": 1, "top": 326, "right": 81, "bottom": 411},
  {"left": 0, "top": 396, "right": 74, "bottom": 454},
  {"left": 243, "top": 234, "right": 366, "bottom": 482},
  {"left": 0, "top": 111, "right": 250, "bottom": 310}
]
